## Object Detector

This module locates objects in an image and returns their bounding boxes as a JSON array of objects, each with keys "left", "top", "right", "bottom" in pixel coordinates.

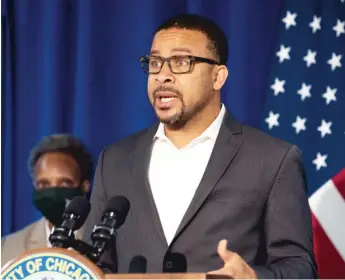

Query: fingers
[
  {"left": 217, "top": 239, "right": 233, "bottom": 262},
  {"left": 208, "top": 267, "right": 234, "bottom": 275},
  {"left": 208, "top": 268, "right": 224, "bottom": 274},
  {"left": 207, "top": 268, "right": 233, "bottom": 279},
  {"left": 210, "top": 240, "right": 256, "bottom": 279}
]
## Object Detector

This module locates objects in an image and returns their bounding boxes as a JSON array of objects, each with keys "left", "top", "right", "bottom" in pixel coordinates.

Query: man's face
[
  {"left": 34, "top": 152, "right": 81, "bottom": 190},
  {"left": 147, "top": 28, "right": 218, "bottom": 126}
]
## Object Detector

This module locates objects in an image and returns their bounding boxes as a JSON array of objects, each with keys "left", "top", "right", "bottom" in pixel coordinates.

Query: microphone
[
  {"left": 49, "top": 196, "right": 91, "bottom": 248},
  {"left": 88, "top": 195, "right": 130, "bottom": 262}
]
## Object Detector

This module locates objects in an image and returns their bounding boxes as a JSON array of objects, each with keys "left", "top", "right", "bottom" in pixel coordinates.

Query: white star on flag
[
  {"left": 271, "top": 78, "right": 286, "bottom": 96},
  {"left": 303, "top": 50, "right": 317, "bottom": 67},
  {"left": 265, "top": 111, "right": 280, "bottom": 129},
  {"left": 292, "top": 116, "right": 307, "bottom": 134},
  {"left": 309, "top": 15, "right": 322, "bottom": 33},
  {"left": 261, "top": 1, "right": 345, "bottom": 275},
  {"left": 297, "top": 83, "right": 312, "bottom": 101},
  {"left": 276, "top": 45, "right": 291, "bottom": 63},
  {"left": 317, "top": 119, "right": 333, "bottom": 138},
  {"left": 322, "top": 86, "right": 337, "bottom": 105},
  {"left": 312, "top": 153, "right": 328, "bottom": 170},
  {"left": 282, "top": 11, "right": 297, "bottom": 29},
  {"left": 327, "top": 53, "right": 342, "bottom": 71},
  {"left": 333, "top": 19, "right": 345, "bottom": 37}
]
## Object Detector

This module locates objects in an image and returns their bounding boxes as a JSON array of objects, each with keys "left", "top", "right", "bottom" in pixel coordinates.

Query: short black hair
[
  {"left": 155, "top": 14, "right": 228, "bottom": 65},
  {"left": 28, "top": 134, "right": 94, "bottom": 182}
]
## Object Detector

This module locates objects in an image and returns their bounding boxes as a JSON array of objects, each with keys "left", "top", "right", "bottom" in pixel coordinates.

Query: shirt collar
[
  {"left": 45, "top": 219, "right": 53, "bottom": 248},
  {"left": 154, "top": 103, "right": 226, "bottom": 143}
]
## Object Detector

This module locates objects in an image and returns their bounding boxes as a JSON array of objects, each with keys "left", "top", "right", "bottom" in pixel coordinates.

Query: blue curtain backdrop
[{"left": 1, "top": 0, "right": 283, "bottom": 236}]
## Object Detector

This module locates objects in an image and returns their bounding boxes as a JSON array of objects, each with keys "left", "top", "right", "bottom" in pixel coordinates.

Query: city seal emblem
[{"left": 1, "top": 248, "right": 103, "bottom": 280}]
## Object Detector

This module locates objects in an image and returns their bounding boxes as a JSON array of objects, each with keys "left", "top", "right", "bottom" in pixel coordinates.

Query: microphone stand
[
  {"left": 65, "top": 234, "right": 116, "bottom": 272},
  {"left": 73, "top": 239, "right": 116, "bottom": 272},
  {"left": 72, "top": 239, "right": 98, "bottom": 257},
  {"left": 50, "top": 226, "right": 114, "bottom": 271}
]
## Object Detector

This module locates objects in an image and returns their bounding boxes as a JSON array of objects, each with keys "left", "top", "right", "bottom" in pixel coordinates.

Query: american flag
[{"left": 260, "top": 0, "right": 345, "bottom": 278}]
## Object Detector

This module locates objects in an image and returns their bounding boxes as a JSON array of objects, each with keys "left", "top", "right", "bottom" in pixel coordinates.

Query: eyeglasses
[{"left": 139, "top": 55, "right": 220, "bottom": 74}]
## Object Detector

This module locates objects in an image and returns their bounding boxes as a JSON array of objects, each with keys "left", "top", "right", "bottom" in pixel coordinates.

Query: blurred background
[{"left": 2, "top": 0, "right": 344, "bottom": 277}]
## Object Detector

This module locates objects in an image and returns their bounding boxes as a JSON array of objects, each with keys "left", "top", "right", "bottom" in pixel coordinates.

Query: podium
[{"left": 1, "top": 248, "right": 209, "bottom": 279}]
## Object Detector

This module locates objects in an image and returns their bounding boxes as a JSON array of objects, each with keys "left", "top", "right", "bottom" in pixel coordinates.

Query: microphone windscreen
[
  {"left": 64, "top": 196, "right": 91, "bottom": 230},
  {"left": 103, "top": 195, "right": 130, "bottom": 227}
]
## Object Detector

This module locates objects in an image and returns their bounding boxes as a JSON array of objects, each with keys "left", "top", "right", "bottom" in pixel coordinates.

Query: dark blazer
[{"left": 83, "top": 112, "right": 318, "bottom": 279}]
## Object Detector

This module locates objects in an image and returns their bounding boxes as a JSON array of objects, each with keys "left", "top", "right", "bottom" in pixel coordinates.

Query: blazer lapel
[
  {"left": 130, "top": 124, "right": 168, "bottom": 247},
  {"left": 26, "top": 218, "right": 48, "bottom": 251},
  {"left": 172, "top": 112, "right": 244, "bottom": 243}
]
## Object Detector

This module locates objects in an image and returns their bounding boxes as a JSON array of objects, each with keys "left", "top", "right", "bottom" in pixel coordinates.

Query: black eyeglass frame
[{"left": 139, "top": 55, "right": 220, "bottom": 74}]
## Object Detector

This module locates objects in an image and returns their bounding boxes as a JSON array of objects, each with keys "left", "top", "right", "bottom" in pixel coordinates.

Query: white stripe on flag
[{"left": 309, "top": 179, "right": 345, "bottom": 262}]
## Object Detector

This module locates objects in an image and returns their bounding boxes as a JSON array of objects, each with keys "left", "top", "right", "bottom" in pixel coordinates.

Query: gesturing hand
[{"left": 207, "top": 240, "right": 257, "bottom": 279}]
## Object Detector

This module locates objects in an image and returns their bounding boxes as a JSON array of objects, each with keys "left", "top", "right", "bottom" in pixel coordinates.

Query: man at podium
[
  {"left": 1, "top": 134, "right": 94, "bottom": 267},
  {"left": 83, "top": 14, "right": 318, "bottom": 279}
]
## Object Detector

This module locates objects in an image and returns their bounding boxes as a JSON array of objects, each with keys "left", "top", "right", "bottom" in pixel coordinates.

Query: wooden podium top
[{"left": 105, "top": 273, "right": 206, "bottom": 279}]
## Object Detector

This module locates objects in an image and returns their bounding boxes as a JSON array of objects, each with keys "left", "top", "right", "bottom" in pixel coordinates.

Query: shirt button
[{"left": 165, "top": 261, "right": 173, "bottom": 269}]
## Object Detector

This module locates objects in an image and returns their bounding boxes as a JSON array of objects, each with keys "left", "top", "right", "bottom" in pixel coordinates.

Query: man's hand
[{"left": 207, "top": 240, "right": 257, "bottom": 279}]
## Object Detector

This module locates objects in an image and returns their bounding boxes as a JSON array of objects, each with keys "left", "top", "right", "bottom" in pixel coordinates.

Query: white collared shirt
[
  {"left": 148, "top": 104, "right": 226, "bottom": 244},
  {"left": 45, "top": 220, "right": 53, "bottom": 248}
]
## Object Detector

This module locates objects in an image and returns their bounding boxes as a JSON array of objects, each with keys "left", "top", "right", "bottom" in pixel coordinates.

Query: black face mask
[{"left": 33, "top": 187, "right": 84, "bottom": 226}]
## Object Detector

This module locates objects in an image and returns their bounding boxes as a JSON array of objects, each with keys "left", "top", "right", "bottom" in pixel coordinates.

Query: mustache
[{"left": 153, "top": 86, "right": 181, "bottom": 98}]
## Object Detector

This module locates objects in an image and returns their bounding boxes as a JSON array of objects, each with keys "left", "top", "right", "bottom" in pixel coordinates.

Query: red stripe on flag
[
  {"left": 312, "top": 213, "right": 345, "bottom": 278},
  {"left": 332, "top": 167, "right": 345, "bottom": 200}
]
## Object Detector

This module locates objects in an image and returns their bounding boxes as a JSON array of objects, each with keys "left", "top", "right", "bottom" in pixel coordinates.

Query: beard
[
  {"left": 152, "top": 86, "right": 183, "bottom": 126},
  {"left": 152, "top": 87, "right": 211, "bottom": 129},
  {"left": 158, "top": 106, "right": 185, "bottom": 127}
]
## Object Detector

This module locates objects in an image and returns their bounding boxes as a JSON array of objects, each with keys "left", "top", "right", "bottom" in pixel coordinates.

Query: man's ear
[
  {"left": 213, "top": 65, "right": 229, "bottom": 91},
  {"left": 81, "top": 180, "right": 90, "bottom": 194}
]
